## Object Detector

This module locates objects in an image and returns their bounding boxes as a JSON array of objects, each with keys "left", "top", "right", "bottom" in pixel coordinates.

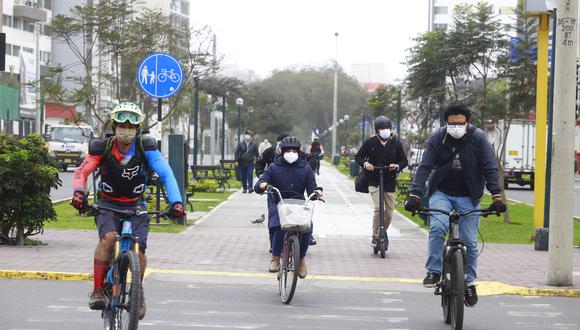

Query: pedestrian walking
[{"left": 235, "top": 130, "right": 259, "bottom": 193}]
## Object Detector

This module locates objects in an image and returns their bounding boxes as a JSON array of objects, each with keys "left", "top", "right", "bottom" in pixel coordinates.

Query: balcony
[{"left": 13, "top": 0, "right": 47, "bottom": 22}]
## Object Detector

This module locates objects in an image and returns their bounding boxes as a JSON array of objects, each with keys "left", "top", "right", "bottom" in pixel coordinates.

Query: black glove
[
  {"left": 404, "top": 195, "right": 421, "bottom": 214},
  {"left": 71, "top": 191, "right": 86, "bottom": 210},
  {"left": 489, "top": 199, "right": 507, "bottom": 215},
  {"left": 170, "top": 202, "right": 186, "bottom": 218}
]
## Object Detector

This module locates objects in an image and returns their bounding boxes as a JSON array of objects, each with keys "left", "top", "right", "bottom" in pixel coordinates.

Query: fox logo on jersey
[{"left": 121, "top": 165, "right": 140, "bottom": 180}]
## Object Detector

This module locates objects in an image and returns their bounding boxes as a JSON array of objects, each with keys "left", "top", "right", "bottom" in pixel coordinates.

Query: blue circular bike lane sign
[{"left": 137, "top": 53, "right": 184, "bottom": 99}]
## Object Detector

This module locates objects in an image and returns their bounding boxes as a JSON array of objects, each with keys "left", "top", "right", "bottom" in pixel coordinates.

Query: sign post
[{"left": 137, "top": 53, "right": 184, "bottom": 224}]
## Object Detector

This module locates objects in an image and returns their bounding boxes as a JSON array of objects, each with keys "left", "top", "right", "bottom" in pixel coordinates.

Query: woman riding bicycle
[
  {"left": 254, "top": 136, "right": 323, "bottom": 278},
  {"left": 306, "top": 137, "right": 324, "bottom": 175},
  {"left": 71, "top": 102, "right": 185, "bottom": 319}
]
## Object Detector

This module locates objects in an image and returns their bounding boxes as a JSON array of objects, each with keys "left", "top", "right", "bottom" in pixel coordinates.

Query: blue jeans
[
  {"left": 426, "top": 190, "right": 480, "bottom": 284},
  {"left": 271, "top": 226, "right": 311, "bottom": 259},
  {"left": 239, "top": 162, "right": 254, "bottom": 190}
]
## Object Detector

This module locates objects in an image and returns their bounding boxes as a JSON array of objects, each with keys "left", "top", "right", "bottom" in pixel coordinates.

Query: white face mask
[
  {"left": 378, "top": 129, "right": 391, "bottom": 139},
  {"left": 244, "top": 134, "right": 251, "bottom": 142},
  {"left": 115, "top": 127, "right": 137, "bottom": 144},
  {"left": 447, "top": 124, "right": 467, "bottom": 139},
  {"left": 283, "top": 151, "right": 299, "bottom": 164}
]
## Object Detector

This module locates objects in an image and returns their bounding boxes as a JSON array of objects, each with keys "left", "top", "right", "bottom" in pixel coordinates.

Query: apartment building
[
  {"left": 0, "top": 0, "right": 52, "bottom": 135},
  {"left": 428, "top": 0, "right": 518, "bottom": 33}
]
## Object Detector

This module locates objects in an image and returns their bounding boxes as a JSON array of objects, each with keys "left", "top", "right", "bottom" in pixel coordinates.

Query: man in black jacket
[
  {"left": 404, "top": 102, "right": 506, "bottom": 307},
  {"left": 355, "top": 116, "right": 408, "bottom": 249},
  {"left": 235, "top": 130, "right": 259, "bottom": 193}
]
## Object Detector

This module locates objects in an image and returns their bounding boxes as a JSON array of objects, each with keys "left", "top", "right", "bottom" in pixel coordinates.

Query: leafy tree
[{"left": 0, "top": 134, "right": 61, "bottom": 246}]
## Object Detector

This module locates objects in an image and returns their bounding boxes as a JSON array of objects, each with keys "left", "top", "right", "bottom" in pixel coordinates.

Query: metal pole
[
  {"left": 397, "top": 87, "right": 402, "bottom": 136},
  {"left": 361, "top": 111, "right": 365, "bottom": 146},
  {"left": 221, "top": 95, "right": 226, "bottom": 162},
  {"left": 544, "top": 9, "right": 557, "bottom": 228},
  {"left": 331, "top": 32, "right": 338, "bottom": 157},
  {"left": 237, "top": 105, "right": 241, "bottom": 147},
  {"left": 532, "top": 14, "right": 550, "bottom": 236},
  {"left": 193, "top": 77, "right": 199, "bottom": 165},
  {"left": 35, "top": 22, "right": 41, "bottom": 134},
  {"left": 547, "top": 0, "right": 577, "bottom": 286},
  {"left": 156, "top": 98, "right": 162, "bottom": 223}
]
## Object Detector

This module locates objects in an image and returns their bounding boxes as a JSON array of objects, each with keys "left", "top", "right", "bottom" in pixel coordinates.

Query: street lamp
[
  {"left": 343, "top": 114, "right": 349, "bottom": 148},
  {"left": 236, "top": 97, "right": 244, "bottom": 145},
  {"left": 331, "top": 32, "right": 339, "bottom": 157}
]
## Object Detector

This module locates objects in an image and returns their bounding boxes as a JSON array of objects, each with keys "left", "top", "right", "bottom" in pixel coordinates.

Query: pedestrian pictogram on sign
[{"left": 137, "top": 53, "right": 183, "bottom": 99}]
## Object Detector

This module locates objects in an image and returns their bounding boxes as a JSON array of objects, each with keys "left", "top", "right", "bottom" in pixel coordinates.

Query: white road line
[{"left": 508, "top": 311, "right": 563, "bottom": 318}]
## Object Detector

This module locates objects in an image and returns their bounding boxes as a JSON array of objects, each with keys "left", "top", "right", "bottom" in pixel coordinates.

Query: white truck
[
  {"left": 492, "top": 119, "right": 536, "bottom": 190},
  {"left": 44, "top": 124, "right": 94, "bottom": 171}
]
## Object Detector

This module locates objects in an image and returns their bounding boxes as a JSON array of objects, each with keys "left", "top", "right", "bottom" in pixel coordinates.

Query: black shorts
[{"left": 96, "top": 199, "right": 150, "bottom": 251}]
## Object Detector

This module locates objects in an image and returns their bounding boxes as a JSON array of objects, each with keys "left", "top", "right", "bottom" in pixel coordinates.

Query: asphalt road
[
  {"left": 51, "top": 170, "right": 76, "bottom": 201},
  {"left": 505, "top": 183, "right": 580, "bottom": 218},
  {"left": 0, "top": 277, "right": 578, "bottom": 330}
]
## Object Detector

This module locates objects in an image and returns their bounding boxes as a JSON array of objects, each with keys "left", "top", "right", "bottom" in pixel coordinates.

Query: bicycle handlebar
[
  {"left": 265, "top": 185, "right": 324, "bottom": 203},
  {"left": 417, "top": 207, "right": 498, "bottom": 217},
  {"left": 87, "top": 204, "right": 172, "bottom": 218}
]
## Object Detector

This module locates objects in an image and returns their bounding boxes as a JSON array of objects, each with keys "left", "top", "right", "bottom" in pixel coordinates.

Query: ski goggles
[{"left": 112, "top": 111, "right": 142, "bottom": 125}]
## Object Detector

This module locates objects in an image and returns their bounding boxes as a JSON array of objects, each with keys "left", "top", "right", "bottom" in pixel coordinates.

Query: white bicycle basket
[{"left": 277, "top": 199, "right": 314, "bottom": 232}]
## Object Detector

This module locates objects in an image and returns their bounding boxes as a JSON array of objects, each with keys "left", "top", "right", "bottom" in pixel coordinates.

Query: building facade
[
  {"left": 428, "top": 0, "right": 518, "bottom": 33},
  {"left": 1, "top": 0, "right": 52, "bottom": 136}
]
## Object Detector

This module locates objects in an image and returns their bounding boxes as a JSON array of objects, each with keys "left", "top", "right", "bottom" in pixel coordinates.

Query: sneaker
[
  {"left": 309, "top": 237, "right": 317, "bottom": 245},
  {"left": 249, "top": 188, "right": 254, "bottom": 193},
  {"left": 242, "top": 189, "right": 247, "bottom": 193},
  {"left": 138, "top": 290, "right": 146, "bottom": 320},
  {"left": 423, "top": 273, "right": 441, "bottom": 288},
  {"left": 465, "top": 285, "right": 478, "bottom": 306},
  {"left": 298, "top": 258, "right": 307, "bottom": 279},
  {"left": 89, "top": 288, "right": 106, "bottom": 310},
  {"left": 371, "top": 238, "right": 378, "bottom": 248},
  {"left": 268, "top": 256, "right": 280, "bottom": 273}
]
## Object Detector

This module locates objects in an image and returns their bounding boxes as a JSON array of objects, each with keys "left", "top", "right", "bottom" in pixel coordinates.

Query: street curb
[
  {"left": 2, "top": 268, "right": 579, "bottom": 298},
  {"left": 0, "top": 270, "right": 91, "bottom": 281},
  {"left": 185, "top": 190, "right": 241, "bottom": 229}
]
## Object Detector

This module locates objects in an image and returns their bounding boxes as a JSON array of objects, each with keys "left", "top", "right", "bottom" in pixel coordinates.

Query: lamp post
[
  {"left": 343, "top": 114, "right": 349, "bottom": 149},
  {"left": 236, "top": 97, "right": 243, "bottom": 145},
  {"left": 331, "top": 32, "right": 339, "bottom": 157}
]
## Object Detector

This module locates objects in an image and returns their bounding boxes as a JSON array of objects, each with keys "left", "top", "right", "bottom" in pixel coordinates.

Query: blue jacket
[
  {"left": 254, "top": 154, "right": 319, "bottom": 229},
  {"left": 411, "top": 124, "right": 501, "bottom": 205}
]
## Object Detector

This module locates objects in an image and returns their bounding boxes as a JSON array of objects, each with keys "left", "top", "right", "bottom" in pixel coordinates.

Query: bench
[
  {"left": 191, "top": 164, "right": 231, "bottom": 189},
  {"left": 219, "top": 159, "right": 237, "bottom": 177}
]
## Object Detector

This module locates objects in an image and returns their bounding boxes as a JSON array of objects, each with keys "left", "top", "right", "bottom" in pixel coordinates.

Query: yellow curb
[
  {"left": 0, "top": 270, "right": 92, "bottom": 281},
  {"left": 3, "top": 268, "right": 580, "bottom": 298}
]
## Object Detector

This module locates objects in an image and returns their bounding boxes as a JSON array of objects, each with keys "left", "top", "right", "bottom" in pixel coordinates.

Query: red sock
[{"left": 94, "top": 259, "right": 109, "bottom": 290}]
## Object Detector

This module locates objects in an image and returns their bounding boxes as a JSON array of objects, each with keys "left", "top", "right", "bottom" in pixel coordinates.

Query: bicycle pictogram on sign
[{"left": 137, "top": 53, "right": 183, "bottom": 99}]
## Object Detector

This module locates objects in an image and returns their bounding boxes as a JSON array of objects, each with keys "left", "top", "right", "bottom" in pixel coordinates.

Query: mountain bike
[
  {"left": 416, "top": 207, "right": 496, "bottom": 330},
  {"left": 87, "top": 204, "right": 170, "bottom": 330},
  {"left": 372, "top": 166, "right": 390, "bottom": 258},
  {"left": 266, "top": 186, "right": 322, "bottom": 304}
]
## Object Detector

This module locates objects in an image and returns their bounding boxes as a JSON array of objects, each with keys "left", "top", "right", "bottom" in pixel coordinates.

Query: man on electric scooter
[
  {"left": 355, "top": 116, "right": 408, "bottom": 249},
  {"left": 70, "top": 102, "right": 186, "bottom": 319},
  {"left": 404, "top": 102, "right": 506, "bottom": 307}
]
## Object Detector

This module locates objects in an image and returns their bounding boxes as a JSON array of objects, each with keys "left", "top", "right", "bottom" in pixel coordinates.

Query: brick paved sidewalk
[{"left": 1, "top": 162, "right": 579, "bottom": 292}]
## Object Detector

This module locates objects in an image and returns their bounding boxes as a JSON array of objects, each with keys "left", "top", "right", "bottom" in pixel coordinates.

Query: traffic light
[{"left": 0, "top": 33, "right": 5, "bottom": 71}]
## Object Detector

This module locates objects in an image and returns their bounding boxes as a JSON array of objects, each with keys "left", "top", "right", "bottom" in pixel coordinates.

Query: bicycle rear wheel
[
  {"left": 279, "top": 234, "right": 300, "bottom": 304},
  {"left": 450, "top": 249, "right": 464, "bottom": 330},
  {"left": 109, "top": 250, "right": 141, "bottom": 330}
]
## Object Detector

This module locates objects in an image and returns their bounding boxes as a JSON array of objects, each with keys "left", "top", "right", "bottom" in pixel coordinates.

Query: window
[
  {"left": 41, "top": 24, "right": 51, "bottom": 36},
  {"left": 13, "top": 18, "right": 22, "bottom": 30},
  {"left": 3, "top": 15, "right": 13, "bottom": 27},
  {"left": 12, "top": 45, "right": 20, "bottom": 56},
  {"left": 433, "top": 23, "right": 448, "bottom": 31},
  {"left": 23, "top": 47, "right": 33, "bottom": 53},
  {"left": 43, "top": 0, "right": 52, "bottom": 10},
  {"left": 5, "top": 43, "right": 12, "bottom": 56},
  {"left": 434, "top": 6, "right": 448, "bottom": 15},
  {"left": 40, "top": 51, "right": 51, "bottom": 64},
  {"left": 22, "top": 19, "right": 35, "bottom": 33}
]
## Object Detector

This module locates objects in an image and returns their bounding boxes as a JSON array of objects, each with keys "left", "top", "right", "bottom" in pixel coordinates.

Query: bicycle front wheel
[
  {"left": 109, "top": 250, "right": 141, "bottom": 330},
  {"left": 450, "top": 249, "right": 464, "bottom": 330},
  {"left": 279, "top": 234, "right": 300, "bottom": 304}
]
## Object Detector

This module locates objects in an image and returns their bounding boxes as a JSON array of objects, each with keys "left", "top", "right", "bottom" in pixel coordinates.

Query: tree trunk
[{"left": 16, "top": 224, "right": 24, "bottom": 246}]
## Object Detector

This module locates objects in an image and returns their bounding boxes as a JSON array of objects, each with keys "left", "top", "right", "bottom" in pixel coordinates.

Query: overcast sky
[{"left": 191, "top": 0, "right": 429, "bottom": 82}]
